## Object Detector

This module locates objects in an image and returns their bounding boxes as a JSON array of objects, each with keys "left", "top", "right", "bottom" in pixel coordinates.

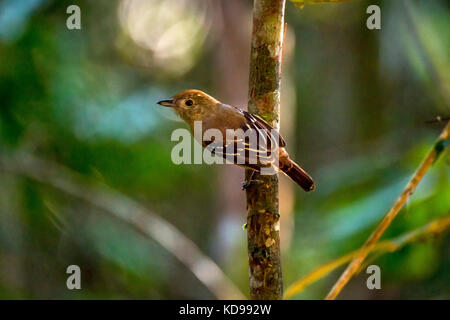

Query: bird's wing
[
  {"left": 240, "top": 109, "right": 286, "bottom": 148},
  {"left": 202, "top": 105, "right": 284, "bottom": 168}
]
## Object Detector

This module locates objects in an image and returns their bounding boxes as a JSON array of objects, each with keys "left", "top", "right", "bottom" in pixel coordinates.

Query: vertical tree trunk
[{"left": 246, "top": 0, "right": 285, "bottom": 300}]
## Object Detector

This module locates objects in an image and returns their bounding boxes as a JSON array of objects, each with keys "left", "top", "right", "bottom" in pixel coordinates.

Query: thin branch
[
  {"left": 285, "top": 214, "right": 450, "bottom": 299},
  {"left": 290, "top": 0, "right": 354, "bottom": 9},
  {"left": 0, "top": 152, "right": 245, "bottom": 300},
  {"left": 246, "top": 0, "right": 286, "bottom": 300},
  {"left": 325, "top": 122, "right": 450, "bottom": 300}
]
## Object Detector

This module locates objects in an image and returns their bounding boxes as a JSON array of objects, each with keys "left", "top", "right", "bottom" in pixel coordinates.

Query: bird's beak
[{"left": 157, "top": 99, "right": 175, "bottom": 107}]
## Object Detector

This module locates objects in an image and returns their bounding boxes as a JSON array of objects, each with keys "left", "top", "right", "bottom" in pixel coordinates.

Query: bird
[{"left": 157, "top": 89, "right": 315, "bottom": 192}]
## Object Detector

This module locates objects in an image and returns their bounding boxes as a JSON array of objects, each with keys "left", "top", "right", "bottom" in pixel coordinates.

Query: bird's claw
[{"left": 241, "top": 179, "right": 262, "bottom": 190}]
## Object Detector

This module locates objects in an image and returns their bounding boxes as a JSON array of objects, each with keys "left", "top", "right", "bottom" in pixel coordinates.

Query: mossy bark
[{"left": 246, "top": 0, "right": 285, "bottom": 300}]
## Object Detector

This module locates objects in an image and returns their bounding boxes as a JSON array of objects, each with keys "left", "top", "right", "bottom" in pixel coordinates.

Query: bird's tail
[{"left": 279, "top": 155, "right": 315, "bottom": 192}]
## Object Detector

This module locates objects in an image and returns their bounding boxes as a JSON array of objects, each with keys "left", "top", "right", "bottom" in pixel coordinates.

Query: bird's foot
[{"left": 241, "top": 179, "right": 262, "bottom": 190}]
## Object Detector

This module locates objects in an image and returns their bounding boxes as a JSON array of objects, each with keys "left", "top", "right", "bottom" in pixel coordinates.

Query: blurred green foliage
[{"left": 0, "top": 0, "right": 449, "bottom": 299}]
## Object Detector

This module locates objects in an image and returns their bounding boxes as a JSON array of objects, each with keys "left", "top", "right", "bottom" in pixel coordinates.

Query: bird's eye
[{"left": 185, "top": 99, "right": 193, "bottom": 106}]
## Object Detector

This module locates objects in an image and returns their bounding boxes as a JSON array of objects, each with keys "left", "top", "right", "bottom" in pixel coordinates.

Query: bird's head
[{"left": 157, "top": 89, "right": 220, "bottom": 127}]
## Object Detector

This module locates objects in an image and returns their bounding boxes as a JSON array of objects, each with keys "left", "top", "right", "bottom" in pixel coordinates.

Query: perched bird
[{"left": 157, "top": 89, "right": 315, "bottom": 191}]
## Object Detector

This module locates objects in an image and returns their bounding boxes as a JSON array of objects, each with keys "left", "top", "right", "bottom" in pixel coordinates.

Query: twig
[
  {"left": 0, "top": 152, "right": 245, "bottom": 300},
  {"left": 290, "top": 0, "right": 354, "bottom": 9},
  {"left": 425, "top": 116, "right": 450, "bottom": 124},
  {"left": 284, "top": 214, "right": 450, "bottom": 299},
  {"left": 325, "top": 122, "right": 450, "bottom": 299},
  {"left": 246, "top": 0, "right": 286, "bottom": 300}
]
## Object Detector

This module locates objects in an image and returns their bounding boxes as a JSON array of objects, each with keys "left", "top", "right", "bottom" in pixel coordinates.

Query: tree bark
[{"left": 246, "top": 0, "right": 285, "bottom": 300}]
